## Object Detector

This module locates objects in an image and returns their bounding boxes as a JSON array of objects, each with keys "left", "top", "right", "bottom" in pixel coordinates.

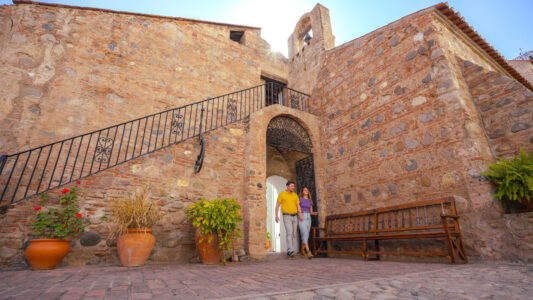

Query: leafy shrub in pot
[
  {"left": 481, "top": 149, "right": 533, "bottom": 211},
  {"left": 186, "top": 198, "right": 243, "bottom": 264}
]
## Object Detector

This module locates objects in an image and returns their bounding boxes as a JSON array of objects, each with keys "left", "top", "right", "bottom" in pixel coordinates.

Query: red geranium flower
[
  {"left": 73, "top": 228, "right": 77, "bottom": 231},
  {"left": 33, "top": 206, "right": 41, "bottom": 211},
  {"left": 61, "top": 188, "right": 69, "bottom": 194},
  {"left": 76, "top": 180, "right": 81, "bottom": 185},
  {"left": 75, "top": 213, "right": 82, "bottom": 218}
]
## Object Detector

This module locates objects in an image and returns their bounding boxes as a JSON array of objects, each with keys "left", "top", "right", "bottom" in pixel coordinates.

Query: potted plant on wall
[
  {"left": 26, "top": 182, "right": 90, "bottom": 270},
  {"left": 481, "top": 149, "right": 533, "bottom": 211},
  {"left": 266, "top": 231, "right": 271, "bottom": 250},
  {"left": 186, "top": 198, "right": 243, "bottom": 264},
  {"left": 109, "top": 188, "right": 161, "bottom": 267}
]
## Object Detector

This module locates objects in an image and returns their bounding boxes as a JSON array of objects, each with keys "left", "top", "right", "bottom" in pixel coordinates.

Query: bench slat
[
  {"left": 315, "top": 231, "right": 461, "bottom": 241},
  {"left": 325, "top": 224, "right": 456, "bottom": 236}
]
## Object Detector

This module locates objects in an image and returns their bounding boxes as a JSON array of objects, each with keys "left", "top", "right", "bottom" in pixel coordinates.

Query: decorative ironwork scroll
[
  {"left": 95, "top": 137, "right": 113, "bottom": 163},
  {"left": 170, "top": 111, "right": 184, "bottom": 135},
  {"left": 226, "top": 98, "right": 238, "bottom": 122},
  {"left": 290, "top": 94, "right": 301, "bottom": 110},
  {"left": 266, "top": 116, "right": 312, "bottom": 153}
]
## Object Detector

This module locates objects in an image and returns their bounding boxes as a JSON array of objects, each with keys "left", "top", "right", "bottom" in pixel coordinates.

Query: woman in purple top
[{"left": 298, "top": 187, "right": 317, "bottom": 258}]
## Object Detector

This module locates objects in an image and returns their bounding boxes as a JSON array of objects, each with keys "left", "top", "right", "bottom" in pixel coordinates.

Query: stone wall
[
  {"left": 0, "top": 2, "right": 287, "bottom": 154},
  {"left": 508, "top": 60, "right": 533, "bottom": 86},
  {"left": 310, "top": 8, "right": 531, "bottom": 261},
  {"left": 0, "top": 121, "right": 250, "bottom": 267},
  {"left": 266, "top": 146, "right": 309, "bottom": 181},
  {"left": 0, "top": 2, "right": 288, "bottom": 267},
  {"left": 460, "top": 59, "right": 533, "bottom": 159}
]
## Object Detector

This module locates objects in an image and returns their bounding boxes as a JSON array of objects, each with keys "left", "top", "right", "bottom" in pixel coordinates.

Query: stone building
[{"left": 0, "top": 1, "right": 532, "bottom": 267}]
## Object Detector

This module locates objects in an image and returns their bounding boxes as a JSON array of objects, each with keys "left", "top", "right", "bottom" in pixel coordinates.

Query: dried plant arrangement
[{"left": 108, "top": 188, "right": 161, "bottom": 238}]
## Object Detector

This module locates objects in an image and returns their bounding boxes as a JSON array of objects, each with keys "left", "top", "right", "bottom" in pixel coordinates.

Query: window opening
[
  {"left": 230, "top": 30, "right": 245, "bottom": 43},
  {"left": 261, "top": 76, "right": 287, "bottom": 106}
]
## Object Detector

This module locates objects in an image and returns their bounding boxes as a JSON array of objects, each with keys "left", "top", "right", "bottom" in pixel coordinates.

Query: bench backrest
[{"left": 325, "top": 197, "right": 457, "bottom": 235}]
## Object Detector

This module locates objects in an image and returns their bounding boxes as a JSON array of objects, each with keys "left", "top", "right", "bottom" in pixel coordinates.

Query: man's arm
[{"left": 275, "top": 202, "right": 280, "bottom": 223}]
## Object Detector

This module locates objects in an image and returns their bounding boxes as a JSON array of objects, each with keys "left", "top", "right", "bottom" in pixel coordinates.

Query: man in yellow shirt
[{"left": 275, "top": 181, "right": 303, "bottom": 257}]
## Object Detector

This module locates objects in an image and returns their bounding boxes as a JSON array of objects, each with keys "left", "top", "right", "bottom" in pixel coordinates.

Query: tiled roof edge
[{"left": 435, "top": 2, "right": 533, "bottom": 91}]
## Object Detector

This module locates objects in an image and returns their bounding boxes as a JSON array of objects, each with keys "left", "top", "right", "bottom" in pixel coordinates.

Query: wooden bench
[{"left": 312, "top": 197, "right": 467, "bottom": 263}]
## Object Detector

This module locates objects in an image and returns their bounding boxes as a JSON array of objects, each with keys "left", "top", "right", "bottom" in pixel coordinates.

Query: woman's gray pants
[{"left": 298, "top": 212, "right": 311, "bottom": 244}]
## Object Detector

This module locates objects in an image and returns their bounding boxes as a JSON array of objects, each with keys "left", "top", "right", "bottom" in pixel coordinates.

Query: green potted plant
[
  {"left": 481, "top": 149, "right": 533, "bottom": 211},
  {"left": 26, "top": 181, "right": 90, "bottom": 270},
  {"left": 186, "top": 198, "right": 243, "bottom": 264},
  {"left": 108, "top": 188, "right": 161, "bottom": 267},
  {"left": 266, "top": 231, "right": 271, "bottom": 250}
]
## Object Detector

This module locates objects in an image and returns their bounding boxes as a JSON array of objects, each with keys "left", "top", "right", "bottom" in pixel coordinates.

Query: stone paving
[{"left": 0, "top": 255, "right": 531, "bottom": 299}]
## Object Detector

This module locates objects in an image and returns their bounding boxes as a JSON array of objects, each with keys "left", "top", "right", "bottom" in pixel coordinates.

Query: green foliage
[
  {"left": 186, "top": 198, "right": 243, "bottom": 254},
  {"left": 481, "top": 149, "right": 533, "bottom": 203},
  {"left": 266, "top": 231, "right": 271, "bottom": 240},
  {"left": 31, "top": 186, "right": 90, "bottom": 239}
]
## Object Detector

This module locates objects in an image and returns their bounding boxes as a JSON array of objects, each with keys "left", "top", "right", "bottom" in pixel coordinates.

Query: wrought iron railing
[{"left": 0, "top": 82, "right": 310, "bottom": 206}]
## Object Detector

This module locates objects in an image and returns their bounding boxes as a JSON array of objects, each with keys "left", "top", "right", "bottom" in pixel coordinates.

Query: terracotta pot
[
  {"left": 265, "top": 240, "right": 270, "bottom": 250},
  {"left": 522, "top": 198, "right": 533, "bottom": 211},
  {"left": 25, "top": 239, "right": 70, "bottom": 270},
  {"left": 117, "top": 228, "right": 155, "bottom": 267},
  {"left": 195, "top": 228, "right": 222, "bottom": 264}
]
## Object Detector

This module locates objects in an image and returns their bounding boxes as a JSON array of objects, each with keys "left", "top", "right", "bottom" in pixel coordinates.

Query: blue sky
[{"left": 1, "top": 0, "right": 532, "bottom": 59}]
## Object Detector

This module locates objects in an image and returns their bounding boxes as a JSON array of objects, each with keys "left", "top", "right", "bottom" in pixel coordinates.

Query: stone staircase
[{"left": 0, "top": 82, "right": 310, "bottom": 206}]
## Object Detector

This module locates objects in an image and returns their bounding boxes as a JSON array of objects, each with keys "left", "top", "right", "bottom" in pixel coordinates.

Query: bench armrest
[{"left": 441, "top": 214, "right": 460, "bottom": 219}]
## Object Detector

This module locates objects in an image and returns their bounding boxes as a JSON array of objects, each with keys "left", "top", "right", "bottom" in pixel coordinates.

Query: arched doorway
[{"left": 265, "top": 116, "right": 317, "bottom": 255}]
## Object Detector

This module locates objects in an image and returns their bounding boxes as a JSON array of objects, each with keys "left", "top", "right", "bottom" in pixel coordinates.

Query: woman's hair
[{"left": 299, "top": 187, "right": 312, "bottom": 201}]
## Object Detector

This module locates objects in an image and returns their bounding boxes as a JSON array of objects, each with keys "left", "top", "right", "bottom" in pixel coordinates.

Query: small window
[{"left": 230, "top": 30, "right": 245, "bottom": 43}]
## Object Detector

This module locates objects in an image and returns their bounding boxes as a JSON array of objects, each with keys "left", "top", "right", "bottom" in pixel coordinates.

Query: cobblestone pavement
[{"left": 0, "top": 255, "right": 531, "bottom": 299}]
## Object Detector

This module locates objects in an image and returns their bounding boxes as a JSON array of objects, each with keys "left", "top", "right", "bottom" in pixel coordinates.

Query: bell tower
[{"left": 288, "top": 4, "right": 335, "bottom": 94}]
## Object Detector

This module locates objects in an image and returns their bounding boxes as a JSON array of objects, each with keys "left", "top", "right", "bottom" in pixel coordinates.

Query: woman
[{"left": 298, "top": 187, "right": 318, "bottom": 258}]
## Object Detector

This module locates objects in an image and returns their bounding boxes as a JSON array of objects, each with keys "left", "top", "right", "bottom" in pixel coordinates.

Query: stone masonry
[
  {"left": 1, "top": 1, "right": 533, "bottom": 268},
  {"left": 0, "top": 1, "right": 291, "bottom": 267},
  {"left": 307, "top": 6, "right": 533, "bottom": 261},
  {"left": 461, "top": 59, "right": 533, "bottom": 159}
]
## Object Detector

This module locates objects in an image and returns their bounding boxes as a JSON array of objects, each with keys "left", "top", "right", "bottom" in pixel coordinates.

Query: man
[{"left": 275, "top": 181, "right": 303, "bottom": 257}]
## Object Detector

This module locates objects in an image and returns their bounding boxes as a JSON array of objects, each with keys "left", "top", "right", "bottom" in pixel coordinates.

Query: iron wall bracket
[{"left": 194, "top": 134, "right": 205, "bottom": 173}]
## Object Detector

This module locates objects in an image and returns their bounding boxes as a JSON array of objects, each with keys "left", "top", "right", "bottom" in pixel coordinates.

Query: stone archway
[
  {"left": 266, "top": 116, "right": 312, "bottom": 154},
  {"left": 242, "top": 106, "right": 324, "bottom": 259}
]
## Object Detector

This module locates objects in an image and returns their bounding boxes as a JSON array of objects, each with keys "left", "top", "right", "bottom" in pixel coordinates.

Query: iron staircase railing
[{"left": 0, "top": 82, "right": 310, "bottom": 206}]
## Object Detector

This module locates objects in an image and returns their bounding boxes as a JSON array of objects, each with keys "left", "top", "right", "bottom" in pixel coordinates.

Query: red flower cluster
[
  {"left": 75, "top": 213, "right": 82, "bottom": 218},
  {"left": 61, "top": 188, "right": 69, "bottom": 194},
  {"left": 76, "top": 180, "right": 81, "bottom": 185},
  {"left": 33, "top": 206, "right": 41, "bottom": 211}
]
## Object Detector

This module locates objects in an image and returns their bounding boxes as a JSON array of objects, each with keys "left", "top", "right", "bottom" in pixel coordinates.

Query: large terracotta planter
[
  {"left": 522, "top": 198, "right": 533, "bottom": 211},
  {"left": 25, "top": 239, "right": 70, "bottom": 270},
  {"left": 117, "top": 228, "right": 155, "bottom": 267},
  {"left": 195, "top": 228, "right": 222, "bottom": 264}
]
